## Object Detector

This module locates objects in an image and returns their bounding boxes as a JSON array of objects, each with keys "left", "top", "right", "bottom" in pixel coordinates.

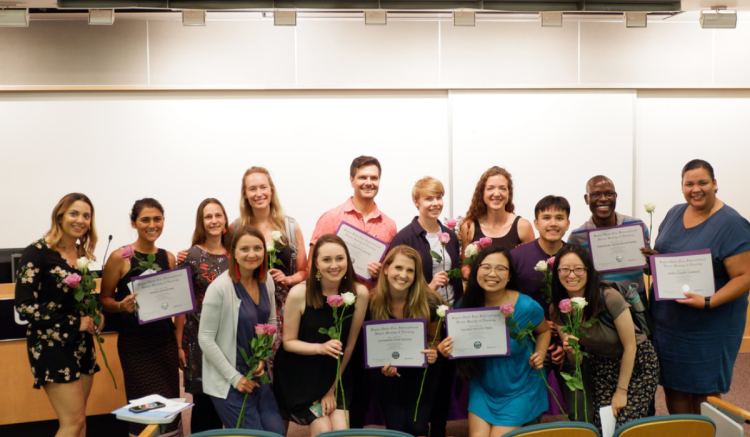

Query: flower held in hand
[
  {"left": 559, "top": 299, "right": 573, "bottom": 313},
  {"left": 499, "top": 303, "right": 515, "bottom": 316},
  {"left": 121, "top": 245, "right": 135, "bottom": 259},
  {"left": 63, "top": 273, "right": 81, "bottom": 288},
  {"left": 326, "top": 294, "right": 344, "bottom": 308}
]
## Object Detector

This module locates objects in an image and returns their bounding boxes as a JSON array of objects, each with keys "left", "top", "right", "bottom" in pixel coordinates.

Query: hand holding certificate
[
  {"left": 445, "top": 308, "right": 510, "bottom": 359},
  {"left": 363, "top": 319, "right": 427, "bottom": 368},
  {"left": 650, "top": 249, "right": 715, "bottom": 300},
  {"left": 587, "top": 223, "right": 648, "bottom": 273},
  {"left": 336, "top": 222, "right": 389, "bottom": 282},
  {"left": 131, "top": 266, "right": 196, "bottom": 324}
]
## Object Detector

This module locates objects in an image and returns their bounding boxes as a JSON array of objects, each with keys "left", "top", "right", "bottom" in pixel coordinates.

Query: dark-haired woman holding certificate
[
  {"left": 438, "top": 246, "right": 550, "bottom": 437},
  {"left": 368, "top": 245, "right": 445, "bottom": 437},
  {"left": 641, "top": 159, "right": 750, "bottom": 415}
]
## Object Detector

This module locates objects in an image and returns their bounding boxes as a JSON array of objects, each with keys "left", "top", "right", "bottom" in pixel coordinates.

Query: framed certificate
[
  {"left": 363, "top": 319, "right": 427, "bottom": 369},
  {"left": 445, "top": 307, "right": 510, "bottom": 359},
  {"left": 131, "top": 266, "right": 196, "bottom": 324},
  {"left": 650, "top": 249, "right": 715, "bottom": 301},
  {"left": 336, "top": 222, "right": 389, "bottom": 282},
  {"left": 587, "top": 223, "right": 648, "bottom": 273}
]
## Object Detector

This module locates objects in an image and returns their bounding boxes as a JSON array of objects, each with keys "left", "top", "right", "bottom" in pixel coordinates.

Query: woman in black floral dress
[
  {"left": 180, "top": 198, "right": 230, "bottom": 433},
  {"left": 15, "top": 193, "right": 102, "bottom": 437}
]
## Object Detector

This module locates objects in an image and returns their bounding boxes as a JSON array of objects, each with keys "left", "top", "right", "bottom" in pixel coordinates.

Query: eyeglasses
[
  {"left": 557, "top": 267, "right": 587, "bottom": 277},
  {"left": 478, "top": 264, "right": 509, "bottom": 274},
  {"left": 587, "top": 192, "right": 617, "bottom": 200}
]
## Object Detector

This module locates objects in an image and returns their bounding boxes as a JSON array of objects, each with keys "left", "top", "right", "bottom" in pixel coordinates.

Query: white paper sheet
[{"left": 600, "top": 405, "right": 616, "bottom": 437}]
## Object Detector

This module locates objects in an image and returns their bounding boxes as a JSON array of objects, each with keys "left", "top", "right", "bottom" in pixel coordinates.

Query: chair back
[
  {"left": 503, "top": 422, "right": 600, "bottom": 437},
  {"left": 613, "top": 414, "right": 716, "bottom": 437},
  {"left": 189, "top": 430, "right": 286, "bottom": 437},
  {"left": 316, "top": 429, "right": 416, "bottom": 437}
]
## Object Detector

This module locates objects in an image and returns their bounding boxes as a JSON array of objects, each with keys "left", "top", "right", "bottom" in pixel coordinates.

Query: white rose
[
  {"left": 436, "top": 304, "right": 449, "bottom": 318},
  {"left": 76, "top": 257, "right": 90, "bottom": 271},
  {"left": 465, "top": 244, "right": 478, "bottom": 258},
  {"left": 342, "top": 292, "right": 356, "bottom": 306},
  {"left": 533, "top": 260, "right": 547, "bottom": 272},
  {"left": 644, "top": 203, "right": 656, "bottom": 214},
  {"left": 266, "top": 242, "right": 275, "bottom": 252},
  {"left": 271, "top": 230, "right": 283, "bottom": 242},
  {"left": 570, "top": 297, "right": 588, "bottom": 310}
]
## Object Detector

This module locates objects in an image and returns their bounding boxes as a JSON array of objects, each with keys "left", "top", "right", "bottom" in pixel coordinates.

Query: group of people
[{"left": 14, "top": 156, "right": 750, "bottom": 437}]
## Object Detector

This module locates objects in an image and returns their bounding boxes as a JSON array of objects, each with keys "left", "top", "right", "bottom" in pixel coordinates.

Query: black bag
[{"left": 598, "top": 281, "right": 653, "bottom": 338}]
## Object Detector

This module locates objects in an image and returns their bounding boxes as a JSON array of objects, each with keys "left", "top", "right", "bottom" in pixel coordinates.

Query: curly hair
[{"left": 464, "top": 166, "right": 515, "bottom": 225}]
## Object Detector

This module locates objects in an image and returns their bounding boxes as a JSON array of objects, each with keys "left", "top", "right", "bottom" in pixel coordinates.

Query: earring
[
  {"left": 343, "top": 274, "right": 347, "bottom": 280},
  {"left": 223, "top": 228, "right": 227, "bottom": 234},
  {"left": 315, "top": 270, "right": 322, "bottom": 281},
  {"left": 235, "top": 263, "right": 241, "bottom": 279}
]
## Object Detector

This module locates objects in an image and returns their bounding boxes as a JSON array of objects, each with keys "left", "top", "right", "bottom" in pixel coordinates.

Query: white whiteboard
[
  {"left": 451, "top": 90, "right": 635, "bottom": 239},
  {"left": 0, "top": 91, "right": 449, "bottom": 268}
]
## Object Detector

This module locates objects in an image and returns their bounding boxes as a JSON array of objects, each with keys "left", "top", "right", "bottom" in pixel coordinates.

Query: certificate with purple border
[
  {"left": 445, "top": 307, "right": 510, "bottom": 359},
  {"left": 131, "top": 266, "right": 196, "bottom": 324},
  {"left": 650, "top": 249, "right": 715, "bottom": 301},
  {"left": 586, "top": 223, "right": 648, "bottom": 273},
  {"left": 363, "top": 319, "right": 426, "bottom": 369},
  {"left": 335, "top": 222, "right": 389, "bottom": 282}
]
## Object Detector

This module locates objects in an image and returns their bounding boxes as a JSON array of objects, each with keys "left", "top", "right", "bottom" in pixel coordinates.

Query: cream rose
[
  {"left": 342, "top": 292, "right": 356, "bottom": 306},
  {"left": 465, "top": 243, "right": 479, "bottom": 259},
  {"left": 533, "top": 260, "right": 547, "bottom": 272},
  {"left": 570, "top": 297, "right": 588, "bottom": 310},
  {"left": 76, "top": 257, "right": 90, "bottom": 271},
  {"left": 644, "top": 203, "right": 656, "bottom": 213},
  {"left": 271, "top": 230, "right": 283, "bottom": 242},
  {"left": 436, "top": 304, "right": 449, "bottom": 318}
]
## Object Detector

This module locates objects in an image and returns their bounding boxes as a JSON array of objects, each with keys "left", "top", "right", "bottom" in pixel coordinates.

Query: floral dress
[
  {"left": 181, "top": 245, "right": 228, "bottom": 394},
  {"left": 14, "top": 238, "right": 99, "bottom": 389}
]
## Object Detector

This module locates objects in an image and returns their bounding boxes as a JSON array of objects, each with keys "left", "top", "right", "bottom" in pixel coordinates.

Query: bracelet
[
  {"left": 117, "top": 301, "right": 122, "bottom": 313},
  {"left": 704, "top": 296, "right": 711, "bottom": 310},
  {"left": 617, "top": 385, "right": 628, "bottom": 392}
]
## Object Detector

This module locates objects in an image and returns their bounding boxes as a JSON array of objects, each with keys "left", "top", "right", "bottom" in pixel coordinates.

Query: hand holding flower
[
  {"left": 236, "top": 376, "right": 259, "bottom": 394},
  {"left": 319, "top": 339, "right": 343, "bottom": 358},
  {"left": 251, "top": 359, "right": 266, "bottom": 378},
  {"left": 382, "top": 362, "right": 399, "bottom": 377},
  {"left": 562, "top": 335, "right": 579, "bottom": 361},
  {"left": 528, "top": 351, "right": 544, "bottom": 370},
  {"left": 79, "top": 316, "right": 95, "bottom": 333},
  {"left": 429, "top": 271, "right": 449, "bottom": 290}
]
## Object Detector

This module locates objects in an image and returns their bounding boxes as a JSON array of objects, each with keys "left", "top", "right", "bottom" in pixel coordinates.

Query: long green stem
[
  {"left": 236, "top": 369, "right": 252, "bottom": 428},
  {"left": 414, "top": 317, "right": 443, "bottom": 422},
  {"left": 94, "top": 333, "right": 117, "bottom": 389}
]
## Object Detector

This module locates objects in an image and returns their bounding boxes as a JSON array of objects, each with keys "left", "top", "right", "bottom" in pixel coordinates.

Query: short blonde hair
[{"left": 412, "top": 176, "right": 445, "bottom": 203}]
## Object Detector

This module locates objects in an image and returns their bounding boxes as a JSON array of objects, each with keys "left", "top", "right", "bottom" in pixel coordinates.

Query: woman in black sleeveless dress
[
  {"left": 460, "top": 166, "right": 535, "bottom": 279},
  {"left": 100, "top": 198, "right": 181, "bottom": 437},
  {"left": 273, "top": 234, "right": 369, "bottom": 437}
]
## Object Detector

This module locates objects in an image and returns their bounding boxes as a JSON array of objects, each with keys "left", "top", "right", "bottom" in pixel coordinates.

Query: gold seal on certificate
[
  {"left": 650, "top": 249, "right": 715, "bottom": 300},
  {"left": 586, "top": 223, "right": 648, "bottom": 273},
  {"left": 445, "top": 308, "right": 510, "bottom": 359},
  {"left": 131, "top": 266, "right": 197, "bottom": 324},
  {"left": 335, "top": 222, "right": 389, "bottom": 282},
  {"left": 363, "top": 319, "right": 427, "bottom": 368}
]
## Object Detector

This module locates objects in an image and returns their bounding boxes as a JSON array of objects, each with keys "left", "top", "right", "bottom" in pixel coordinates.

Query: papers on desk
[{"left": 112, "top": 394, "right": 192, "bottom": 421}]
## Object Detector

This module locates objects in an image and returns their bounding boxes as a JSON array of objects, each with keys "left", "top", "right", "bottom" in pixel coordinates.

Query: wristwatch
[{"left": 704, "top": 296, "right": 711, "bottom": 310}]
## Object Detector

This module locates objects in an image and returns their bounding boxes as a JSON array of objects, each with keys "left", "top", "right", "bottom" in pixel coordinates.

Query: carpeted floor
[{"left": 181, "top": 353, "right": 750, "bottom": 436}]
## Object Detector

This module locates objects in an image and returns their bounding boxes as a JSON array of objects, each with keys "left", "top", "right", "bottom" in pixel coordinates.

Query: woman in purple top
[{"left": 460, "top": 167, "right": 535, "bottom": 280}]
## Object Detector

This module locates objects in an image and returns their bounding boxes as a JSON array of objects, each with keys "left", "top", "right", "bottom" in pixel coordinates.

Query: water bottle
[{"left": 626, "top": 283, "right": 646, "bottom": 313}]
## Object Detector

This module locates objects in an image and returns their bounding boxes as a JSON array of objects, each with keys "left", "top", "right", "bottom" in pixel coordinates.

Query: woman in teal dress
[
  {"left": 642, "top": 159, "right": 750, "bottom": 414},
  {"left": 438, "top": 246, "right": 550, "bottom": 436}
]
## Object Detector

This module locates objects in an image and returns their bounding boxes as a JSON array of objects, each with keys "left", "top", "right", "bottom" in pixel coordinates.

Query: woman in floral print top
[{"left": 14, "top": 193, "right": 103, "bottom": 437}]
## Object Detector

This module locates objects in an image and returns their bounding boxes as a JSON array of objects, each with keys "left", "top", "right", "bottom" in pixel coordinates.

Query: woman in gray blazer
[{"left": 198, "top": 226, "right": 285, "bottom": 433}]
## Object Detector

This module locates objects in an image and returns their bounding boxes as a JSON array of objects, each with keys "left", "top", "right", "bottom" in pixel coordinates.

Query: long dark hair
[
  {"left": 307, "top": 234, "right": 359, "bottom": 309},
  {"left": 456, "top": 245, "right": 518, "bottom": 380},
  {"left": 549, "top": 244, "right": 603, "bottom": 322},
  {"left": 191, "top": 198, "right": 230, "bottom": 251}
]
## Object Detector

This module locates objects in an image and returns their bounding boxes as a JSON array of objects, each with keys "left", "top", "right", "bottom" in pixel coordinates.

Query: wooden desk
[{"left": 0, "top": 280, "right": 127, "bottom": 426}]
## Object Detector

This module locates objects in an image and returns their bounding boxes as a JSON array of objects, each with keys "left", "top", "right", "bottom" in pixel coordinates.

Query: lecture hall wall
[{"left": 1, "top": 11, "right": 750, "bottom": 267}]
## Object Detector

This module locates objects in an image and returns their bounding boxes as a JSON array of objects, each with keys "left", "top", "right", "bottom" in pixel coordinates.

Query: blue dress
[
  {"left": 210, "top": 282, "right": 285, "bottom": 434},
  {"left": 652, "top": 203, "right": 750, "bottom": 394},
  {"left": 468, "top": 294, "right": 548, "bottom": 426}
]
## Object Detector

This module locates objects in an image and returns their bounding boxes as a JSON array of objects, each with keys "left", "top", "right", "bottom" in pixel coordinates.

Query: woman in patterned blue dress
[
  {"left": 438, "top": 246, "right": 550, "bottom": 437},
  {"left": 15, "top": 193, "right": 102, "bottom": 437},
  {"left": 641, "top": 159, "right": 750, "bottom": 414}
]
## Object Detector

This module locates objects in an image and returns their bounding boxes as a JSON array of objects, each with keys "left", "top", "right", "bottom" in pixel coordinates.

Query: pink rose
[
  {"left": 121, "top": 245, "right": 135, "bottom": 260},
  {"left": 499, "top": 303, "right": 515, "bottom": 316},
  {"left": 478, "top": 237, "right": 493, "bottom": 248},
  {"left": 63, "top": 273, "right": 81, "bottom": 288},
  {"left": 326, "top": 295, "right": 344, "bottom": 308},
  {"left": 437, "top": 232, "right": 451, "bottom": 245},
  {"left": 255, "top": 324, "right": 268, "bottom": 335},
  {"left": 559, "top": 299, "right": 572, "bottom": 314},
  {"left": 547, "top": 256, "right": 555, "bottom": 266},
  {"left": 445, "top": 218, "right": 458, "bottom": 229},
  {"left": 266, "top": 324, "right": 278, "bottom": 336}
]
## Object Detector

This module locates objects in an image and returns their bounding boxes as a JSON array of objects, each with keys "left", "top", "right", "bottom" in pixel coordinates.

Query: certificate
[
  {"left": 336, "top": 222, "right": 389, "bottom": 282},
  {"left": 131, "top": 266, "right": 196, "bottom": 324},
  {"left": 363, "top": 319, "right": 427, "bottom": 369},
  {"left": 445, "top": 308, "right": 510, "bottom": 359},
  {"left": 587, "top": 223, "right": 648, "bottom": 273},
  {"left": 650, "top": 249, "right": 715, "bottom": 300}
]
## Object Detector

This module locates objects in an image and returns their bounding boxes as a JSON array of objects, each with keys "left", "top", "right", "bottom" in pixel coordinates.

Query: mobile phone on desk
[{"left": 129, "top": 402, "right": 166, "bottom": 413}]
